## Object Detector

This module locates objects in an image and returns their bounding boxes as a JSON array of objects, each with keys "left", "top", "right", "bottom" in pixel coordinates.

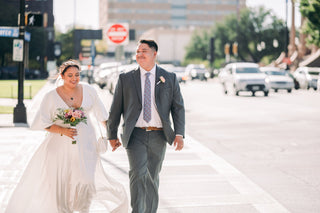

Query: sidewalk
[{"left": 0, "top": 81, "right": 290, "bottom": 213}]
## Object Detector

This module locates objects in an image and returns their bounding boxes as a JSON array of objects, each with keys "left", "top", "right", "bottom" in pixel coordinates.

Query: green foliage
[
  {"left": 184, "top": 6, "right": 287, "bottom": 66},
  {"left": 300, "top": 0, "right": 320, "bottom": 47},
  {"left": 55, "top": 29, "right": 75, "bottom": 65},
  {"left": 182, "top": 58, "right": 209, "bottom": 67},
  {"left": 184, "top": 29, "right": 211, "bottom": 61}
]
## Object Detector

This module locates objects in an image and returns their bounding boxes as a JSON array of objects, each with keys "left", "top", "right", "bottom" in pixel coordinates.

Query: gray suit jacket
[{"left": 107, "top": 65, "right": 185, "bottom": 148}]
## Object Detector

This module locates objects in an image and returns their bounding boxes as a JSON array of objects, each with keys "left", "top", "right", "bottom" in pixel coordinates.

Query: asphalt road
[{"left": 181, "top": 79, "right": 320, "bottom": 213}]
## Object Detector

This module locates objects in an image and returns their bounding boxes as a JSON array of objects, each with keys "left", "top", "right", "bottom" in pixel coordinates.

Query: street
[
  {"left": 1, "top": 79, "right": 319, "bottom": 212},
  {"left": 181, "top": 79, "right": 320, "bottom": 213}
]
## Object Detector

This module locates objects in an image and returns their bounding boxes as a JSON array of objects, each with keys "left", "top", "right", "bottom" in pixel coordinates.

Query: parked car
[
  {"left": 172, "top": 66, "right": 187, "bottom": 83},
  {"left": 318, "top": 73, "right": 320, "bottom": 92},
  {"left": 286, "top": 72, "right": 300, "bottom": 90},
  {"left": 260, "top": 67, "right": 294, "bottom": 93},
  {"left": 219, "top": 62, "right": 270, "bottom": 96},
  {"left": 80, "top": 65, "right": 95, "bottom": 84},
  {"left": 0, "top": 66, "right": 41, "bottom": 79},
  {"left": 185, "top": 64, "right": 210, "bottom": 81},
  {"left": 106, "top": 63, "right": 138, "bottom": 94},
  {"left": 0, "top": 66, "right": 18, "bottom": 79},
  {"left": 160, "top": 64, "right": 187, "bottom": 83},
  {"left": 93, "top": 62, "right": 121, "bottom": 89},
  {"left": 293, "top": 67, "right": 320, "bottom": 90}
]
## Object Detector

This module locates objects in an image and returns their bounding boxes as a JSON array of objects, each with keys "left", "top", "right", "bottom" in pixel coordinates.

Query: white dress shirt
[{"left": 135, "top": 65, "right": 163, "bottom": 128}]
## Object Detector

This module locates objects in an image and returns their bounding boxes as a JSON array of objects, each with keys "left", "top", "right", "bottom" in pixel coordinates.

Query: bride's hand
[
  {"left": 61, "top": 127, "right": 78, "bottom": 139},
  {"left": 109, "top": 139, "right": 121, "bottom": 152}
]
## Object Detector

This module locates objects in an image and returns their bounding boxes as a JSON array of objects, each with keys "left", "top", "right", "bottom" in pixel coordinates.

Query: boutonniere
[{"left": 156, "top": 76, "right": 166, "bottom": 85}]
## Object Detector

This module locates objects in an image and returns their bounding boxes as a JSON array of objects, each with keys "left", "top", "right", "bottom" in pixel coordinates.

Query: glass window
[{"left": 236, "top": 67, "right": 261, "bottom": 74}]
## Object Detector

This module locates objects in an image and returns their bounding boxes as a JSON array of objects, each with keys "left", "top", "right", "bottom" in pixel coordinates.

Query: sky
[{"left": 53, "top": 0, "right": 301, "bottom": 33}]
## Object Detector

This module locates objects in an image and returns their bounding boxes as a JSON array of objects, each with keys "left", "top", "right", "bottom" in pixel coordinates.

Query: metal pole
[
  {"left": 13, "top": 0, "right": 27, "bottom": 123},
  {"left": 285, "top": 0, "right": 288, "bottom": 57}
]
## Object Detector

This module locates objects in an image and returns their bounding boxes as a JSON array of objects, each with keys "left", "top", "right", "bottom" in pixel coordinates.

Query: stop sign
[{"left": 107, "top": 24, "right": 128, "bottom": 45}]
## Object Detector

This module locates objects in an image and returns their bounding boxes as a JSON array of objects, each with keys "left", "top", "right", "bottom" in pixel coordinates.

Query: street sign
[
  {"left": 25, "top": 31, "right": 31, "bottom": 42},
  {"left": 81, "top": 46, "right": 91, "bottom": 58},
  {"left": 13, "top": 39, "right": 24, "bottom": 62},
  {"left": 106, "top": 23, "right": 129, "bottom": 45},
  {"left": 0, "top": 27, "right": 19, "bottom": 38}
]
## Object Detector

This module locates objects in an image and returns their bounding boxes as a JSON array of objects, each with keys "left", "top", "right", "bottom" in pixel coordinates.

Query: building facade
[{"left": 99, "top": 0, "right": 246, "bottom": 41}]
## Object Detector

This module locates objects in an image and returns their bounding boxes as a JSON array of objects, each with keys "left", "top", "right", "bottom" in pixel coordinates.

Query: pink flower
[{"left": 72, "top": 110, "right": 82, "bottom": 119}]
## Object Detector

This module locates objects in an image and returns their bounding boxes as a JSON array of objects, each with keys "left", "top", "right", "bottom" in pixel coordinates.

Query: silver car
[
  {"left": 219, "top": 62, "right": 270, "bottom": 96},
  {"left": 293, "top": 67, "right": 320, "bottom": 90},
  {"left": 260, "top": 67, "right": 294, "bottom": 93}
]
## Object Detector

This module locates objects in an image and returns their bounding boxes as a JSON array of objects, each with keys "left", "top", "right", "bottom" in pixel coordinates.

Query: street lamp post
[
  {"left": 285, "top": 0, "right": 288, "bottom": 56},
  {"left": 13, "top": 0, "right": 27, "bottom": 123}
]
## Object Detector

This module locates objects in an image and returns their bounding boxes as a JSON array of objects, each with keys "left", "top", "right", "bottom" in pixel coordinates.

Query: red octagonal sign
[{"left": 107, "top": 24, "right": 128, "bottom": 44}]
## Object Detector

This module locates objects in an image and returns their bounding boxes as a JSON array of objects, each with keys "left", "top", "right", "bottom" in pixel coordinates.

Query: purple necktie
[{"left": 143, "top": 72, "right": 151, "bottom": 123}]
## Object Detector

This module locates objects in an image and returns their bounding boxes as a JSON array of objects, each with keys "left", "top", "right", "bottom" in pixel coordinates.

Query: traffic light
[
  {"left": 54, "top": 42, "right": 62, "bottom": 58},
  {"left": 232, "top": 42, "right": 238, "bottom": 56},
  {"left": 224, "top": 43, "right": 230, "bottom": 55},
  {"left": 25, "top": 13, "right": 43, "bottom": 27}
]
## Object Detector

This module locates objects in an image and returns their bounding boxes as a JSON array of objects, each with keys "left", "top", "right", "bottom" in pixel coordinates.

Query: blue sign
[
  {"left": 0, "top": 27, "right": 19, "bottom": 38},
  {"left": 25, "top": 31, "right": 31, "bottom": 42}
]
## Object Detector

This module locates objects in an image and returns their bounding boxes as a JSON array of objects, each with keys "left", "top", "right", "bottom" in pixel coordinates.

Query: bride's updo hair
[{"left": 59, "top": 59, "right": 81, "bottom": 75}]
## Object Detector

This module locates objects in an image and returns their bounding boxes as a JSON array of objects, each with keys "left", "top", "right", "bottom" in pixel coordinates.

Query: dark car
[
  {"left": 185, "top": 64, "right": 210, "bottom": 81},
  {"left": 0, "top": 67, "right": 42, "bottom": 79},
  {"left": 0, "top": 66, "right": 18, "bottom": 79}
]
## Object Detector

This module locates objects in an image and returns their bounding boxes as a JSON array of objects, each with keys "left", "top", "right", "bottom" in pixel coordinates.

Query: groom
[{"left": 107, "top": 39, "right": 185, "bottom": 213}]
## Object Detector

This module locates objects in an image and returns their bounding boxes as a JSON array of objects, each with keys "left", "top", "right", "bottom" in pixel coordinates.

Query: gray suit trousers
[{"left": 126, "top": 128, "right": 167, "bottom": 213}]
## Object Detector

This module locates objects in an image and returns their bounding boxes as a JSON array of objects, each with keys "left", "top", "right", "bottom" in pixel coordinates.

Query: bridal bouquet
[{"left": 53, "top": 107, "right": 87, "bottom": 144}]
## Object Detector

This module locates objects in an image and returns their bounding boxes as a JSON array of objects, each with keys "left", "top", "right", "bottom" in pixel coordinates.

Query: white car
[
  {"left": 219, "top": 62, "right": 270, "bottom": 96},
  {"left": 260, "top": 67, "right": 294, "bottom": 93},
  {"left": 318, "top": 74, "right": 320, "bottom": 92},
  {"left": 293, "top": 67, "right": 320, "bottom": 90}
]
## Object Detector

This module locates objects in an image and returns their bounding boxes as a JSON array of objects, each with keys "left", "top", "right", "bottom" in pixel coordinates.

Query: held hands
[
  {"left": 109, "top": 138, "right": 122, "bottom": 152},
  {"left": 174, "top": 135, "right": 184, "bottom": 151}
]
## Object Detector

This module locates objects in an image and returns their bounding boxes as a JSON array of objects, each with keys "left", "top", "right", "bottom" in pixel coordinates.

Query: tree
[
  {"left": 184, "top": 6, "right": 287, "bottom": 66},
  {"left": 184, "top": 30, "right": 211, "bottom": 61},
  {"left": 55, "top": 28, "right": 75, "bottom": 65},
  {"left": 300, "top": 0, "right": 320, "bottom": 47}
]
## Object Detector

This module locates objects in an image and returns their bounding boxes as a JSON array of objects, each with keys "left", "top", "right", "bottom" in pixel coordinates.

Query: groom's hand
[
  {"left": 109, "top": 139, "right": 121, "bottom": 152},
  {"left": 174, "top": 135, "right": 184, "bottom": 151}
]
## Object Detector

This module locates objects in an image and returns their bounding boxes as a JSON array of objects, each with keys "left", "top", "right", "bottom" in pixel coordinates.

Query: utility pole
[
  {"left": 285, "top": 0, "right": 288, "bottom": 57},
  {"left": 13, "top": 0, "right": 27, "bottom": 123}
]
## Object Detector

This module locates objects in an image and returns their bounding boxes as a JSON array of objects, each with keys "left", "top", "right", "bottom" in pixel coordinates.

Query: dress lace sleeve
[
  {"left": 30, "top": 91, "right": 55, "bottom": 130},
  {"left": 87, "top": 84, "right": 109, "bottom": 122}
]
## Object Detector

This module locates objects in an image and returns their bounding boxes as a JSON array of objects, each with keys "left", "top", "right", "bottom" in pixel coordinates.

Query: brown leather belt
[{"left": 138, "top": 127, "right": 163, "bottom": 131}]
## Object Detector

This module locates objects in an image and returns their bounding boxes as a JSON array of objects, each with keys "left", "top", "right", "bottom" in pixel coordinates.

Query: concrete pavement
[{"left": 0, "top": 81, "right": 290, "bottom": 212}]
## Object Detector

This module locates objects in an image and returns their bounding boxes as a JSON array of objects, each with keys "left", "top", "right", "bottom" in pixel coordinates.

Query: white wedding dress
[{"left": 5, "top": 83, "right": 128, "bottom": 213}]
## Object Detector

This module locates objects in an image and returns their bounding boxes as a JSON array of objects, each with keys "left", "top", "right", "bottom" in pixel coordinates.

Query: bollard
[{"left": 11, "top": 84, "right": 14, "bottom": 98}]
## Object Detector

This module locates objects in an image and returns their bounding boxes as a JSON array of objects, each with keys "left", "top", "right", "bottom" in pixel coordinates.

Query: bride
[{"left": 5, "top": 59, "right": 128, "bottom": 213}]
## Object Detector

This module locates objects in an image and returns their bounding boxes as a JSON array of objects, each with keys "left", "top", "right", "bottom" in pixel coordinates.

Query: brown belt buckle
[{"left": 146, "top": 127, "right": 152, "bottom": 131}]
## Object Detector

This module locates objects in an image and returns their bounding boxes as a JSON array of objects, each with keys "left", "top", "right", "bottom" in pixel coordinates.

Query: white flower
[{"left": 157, "top": 76, "right": 166, "bottom": 85}]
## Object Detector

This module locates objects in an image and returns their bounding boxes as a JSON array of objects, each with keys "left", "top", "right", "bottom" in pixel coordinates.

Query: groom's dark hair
[{"left": 139, "top": 39, "right": 158, "bottom": 52}]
